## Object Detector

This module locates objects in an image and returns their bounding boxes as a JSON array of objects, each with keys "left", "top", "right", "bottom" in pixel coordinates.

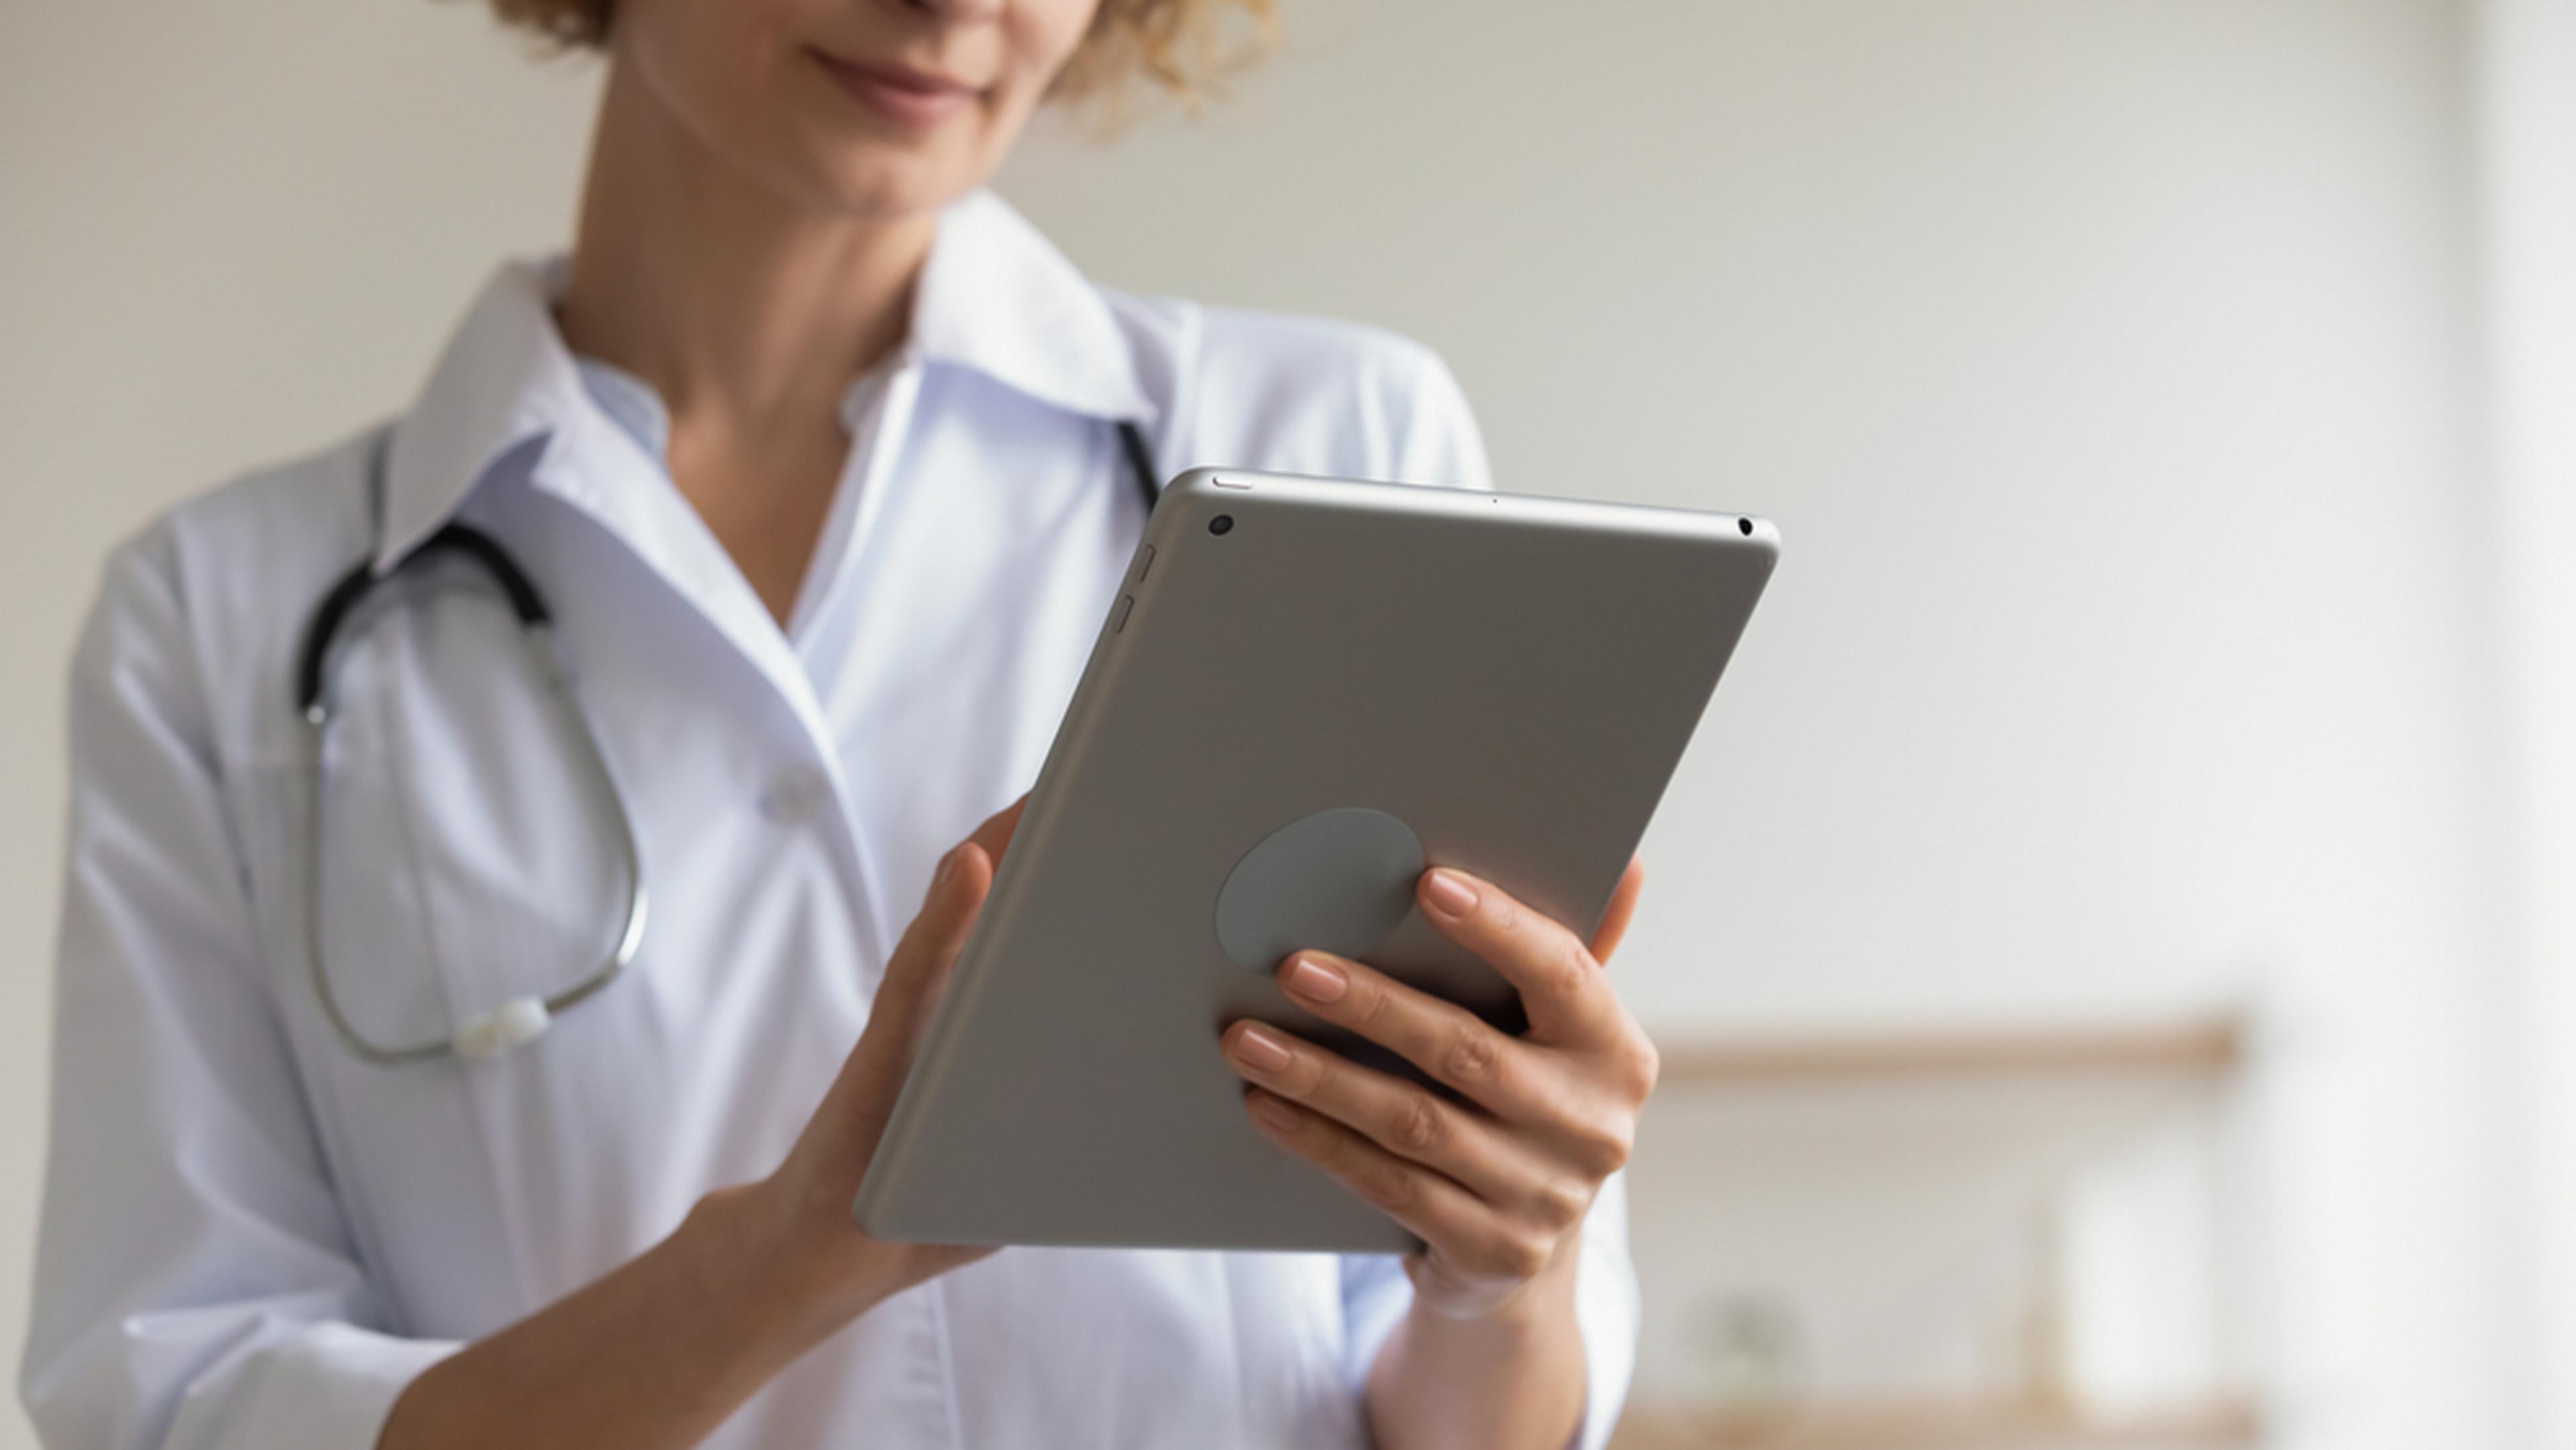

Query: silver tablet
[{"left": 853, "top": 467, "right": 1778, "bottom": 1251}]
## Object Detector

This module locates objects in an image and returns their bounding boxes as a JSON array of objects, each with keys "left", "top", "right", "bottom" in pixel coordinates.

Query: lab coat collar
[
  {"left": 376, "top": 188, "right": 1152, "bottom": 573},
  {"left": 376, "top": 258, "right": 607, "bottom": 573},
  {"left": 908, "top": 189, "right": 1155, "bottom": 425}
]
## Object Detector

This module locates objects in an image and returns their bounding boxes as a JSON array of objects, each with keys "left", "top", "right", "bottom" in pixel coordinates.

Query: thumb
[
  {"left": 967, "top": 793, "right": 1030, "bottom": 865},
  {"left": 1589, "top": 855, "right": 1645, "bottom": 964},
  {"left": 842, "top": 842, "right": 994, "bottom": 1138}
]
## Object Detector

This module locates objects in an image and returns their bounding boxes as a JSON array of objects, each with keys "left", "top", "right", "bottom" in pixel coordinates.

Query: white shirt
[{"left": 21, "top": 190, "right": 1638, "bottom": 1450}]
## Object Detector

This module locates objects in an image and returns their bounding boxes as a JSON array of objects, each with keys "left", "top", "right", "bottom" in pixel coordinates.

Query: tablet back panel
[{"left": 855, "top": 468, "right": 1778, "bottom": 1250}]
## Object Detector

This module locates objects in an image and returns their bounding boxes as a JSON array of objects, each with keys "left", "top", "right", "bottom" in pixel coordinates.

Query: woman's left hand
[{"left": 1221, "top": 858, "right": 1656, "bottom": 1318}]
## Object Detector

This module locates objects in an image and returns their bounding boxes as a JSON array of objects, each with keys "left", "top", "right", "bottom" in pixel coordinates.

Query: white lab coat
[{"left": 21, "top": 190, "right": 1638, "bottom": 1450}]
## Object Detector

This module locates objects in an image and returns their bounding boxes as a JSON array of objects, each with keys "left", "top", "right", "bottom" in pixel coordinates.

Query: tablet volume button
[
  {"left": 1134, "top": 545, "right": 1155, "bottom": 582},
  {"left": 1111, "top": 594, "right": 1135, "bottom": 633}
]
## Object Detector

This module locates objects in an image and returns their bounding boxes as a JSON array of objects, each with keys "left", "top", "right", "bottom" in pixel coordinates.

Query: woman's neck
[{"left": 554, "top": 60, "right": 936, "bottom": 446}]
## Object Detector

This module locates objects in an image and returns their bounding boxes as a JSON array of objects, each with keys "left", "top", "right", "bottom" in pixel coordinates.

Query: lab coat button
[{"left": 759, "top": 768, "right": 831, "bottom": 824}]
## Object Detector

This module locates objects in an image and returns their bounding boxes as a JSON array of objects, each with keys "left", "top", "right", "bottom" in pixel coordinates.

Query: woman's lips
[{"left": 808, "top": 50, "right": 979, "bottom": 129}]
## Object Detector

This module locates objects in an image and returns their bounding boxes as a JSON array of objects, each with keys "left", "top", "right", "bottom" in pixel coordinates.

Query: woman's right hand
[
  {"left": 710, "top": 795, "right": 1028, "bottom": 1338},
  {"left": 382, "top": 798, "right": 1032, "bottom": 1450}
]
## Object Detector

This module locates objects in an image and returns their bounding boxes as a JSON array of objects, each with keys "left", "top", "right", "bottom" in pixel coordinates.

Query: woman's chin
[{"left": 767, "top": 124, "right": 987, "bottom": 224}]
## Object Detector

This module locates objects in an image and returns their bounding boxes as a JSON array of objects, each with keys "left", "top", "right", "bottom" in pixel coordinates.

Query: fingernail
[
  {"left": 1248, "top": 1094, "right": 1301, "bottom": 1134},
  {"left": 1228, "top": 1023, "right": 1293, "bottom": 1073},
  {"left": 1423, "top": 869, "right": 1479, "bottom": 917},
  {"left": 1282, "top": 954, "right": 1348, "bottom": 1003},
  {"left": 932, "top": 848, "right": 958, "bottom": 890}
]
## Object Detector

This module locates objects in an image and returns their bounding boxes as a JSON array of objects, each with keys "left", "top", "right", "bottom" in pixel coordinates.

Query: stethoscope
[{"left": 298, "top": 418, "right": 1161, "bottom": 1065}]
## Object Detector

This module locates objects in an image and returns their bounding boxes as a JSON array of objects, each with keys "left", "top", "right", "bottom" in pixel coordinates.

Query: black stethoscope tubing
[
  {"left": 298, "top": 420, "right": 1160, "bottom": 716},
  {"left": 295, "top": 417, "right": 1161, "bottom": 1064}
]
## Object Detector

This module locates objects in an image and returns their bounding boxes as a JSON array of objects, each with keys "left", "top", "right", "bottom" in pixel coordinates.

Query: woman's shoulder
[
  {"left": 148, "top": 424, "right": 377, "bottom": 555},
  {"left": 103, "top": 425, "right": 377, "bottom": 630},
  {"left": 1103, "top": 290, "right": 1491, "bottom": 490},
  {"left": 77, "top": 426, "right": 380, "bottom": 759}
]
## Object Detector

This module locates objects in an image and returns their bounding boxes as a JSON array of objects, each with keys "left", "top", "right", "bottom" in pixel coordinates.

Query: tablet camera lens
[
  {"left": 1738, "top": 517, "right": 1754, "bottom": 536},
  {"left": 1210, "top": 514, "right": 1234, "bottom": 536}
]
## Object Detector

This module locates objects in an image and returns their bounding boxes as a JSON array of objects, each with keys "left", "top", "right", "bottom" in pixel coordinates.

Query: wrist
[
  {"left": 678, "top": 1181, "right": 881, "bottom": 1364},
  {"left": 1413, "top": 1229, "right": 1583, "bottom": 1329},
  {"left": 1373, "top": 1238, "right": 1589, "bottom": 1450}
]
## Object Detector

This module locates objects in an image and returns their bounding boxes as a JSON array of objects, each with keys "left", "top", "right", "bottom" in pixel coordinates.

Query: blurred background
[{"left": 4, "top": 1, "right": 2573, "bottom": 1447}]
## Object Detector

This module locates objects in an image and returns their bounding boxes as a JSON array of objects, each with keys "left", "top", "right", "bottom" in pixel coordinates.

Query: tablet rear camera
[
  {"left": 1738, "top": 517, "right": 1754, "bottom": 536},
  {"left": 1209, "top": 514, "right": 1235, "bottom": 536}
]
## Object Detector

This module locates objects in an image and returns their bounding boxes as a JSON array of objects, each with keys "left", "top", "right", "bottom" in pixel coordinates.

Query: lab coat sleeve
[
  {"left": 1335, "top": 347, "right": 1644, "bottom": 1449},
  {"left": 19, "top": 529, "right": 462, "bottom": 1450}
]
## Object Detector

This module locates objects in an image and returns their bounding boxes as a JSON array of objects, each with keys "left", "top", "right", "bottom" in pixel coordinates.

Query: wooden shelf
[
  {"left": 1612, "top": 1393, "right": 2263, "bottom": 1449},
  {"left": 1654, "top": 1016, "right": 2247, "bottom": 1086}
]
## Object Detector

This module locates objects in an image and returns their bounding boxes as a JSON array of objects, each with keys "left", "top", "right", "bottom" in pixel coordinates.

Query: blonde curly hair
[{"left": 477, "top": 0, "right": 1275, "bottom": 108}]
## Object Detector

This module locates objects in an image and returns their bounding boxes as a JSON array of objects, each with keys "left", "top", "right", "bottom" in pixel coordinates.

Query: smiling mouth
[{"left": 806, "top": 49, "right": 981, "bottom": 129}]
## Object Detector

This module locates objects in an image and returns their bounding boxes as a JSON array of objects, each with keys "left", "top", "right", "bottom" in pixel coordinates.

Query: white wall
[{"left": 0, "top": 2, "right": 2526, "bottom": 1448}]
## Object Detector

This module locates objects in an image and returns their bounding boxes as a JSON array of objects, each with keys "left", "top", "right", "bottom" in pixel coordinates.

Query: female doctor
[{"left": 22, "top": 0, "right": 1661, "bottom": 1447}]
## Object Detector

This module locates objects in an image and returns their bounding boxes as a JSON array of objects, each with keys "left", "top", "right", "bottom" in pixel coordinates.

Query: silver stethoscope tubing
[
  {"left": 296, "top": 520, "right": 649, "bottom": 1065},
  {"left": 297, "top": 420, "right": 1161, "bottom": 1066}
]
